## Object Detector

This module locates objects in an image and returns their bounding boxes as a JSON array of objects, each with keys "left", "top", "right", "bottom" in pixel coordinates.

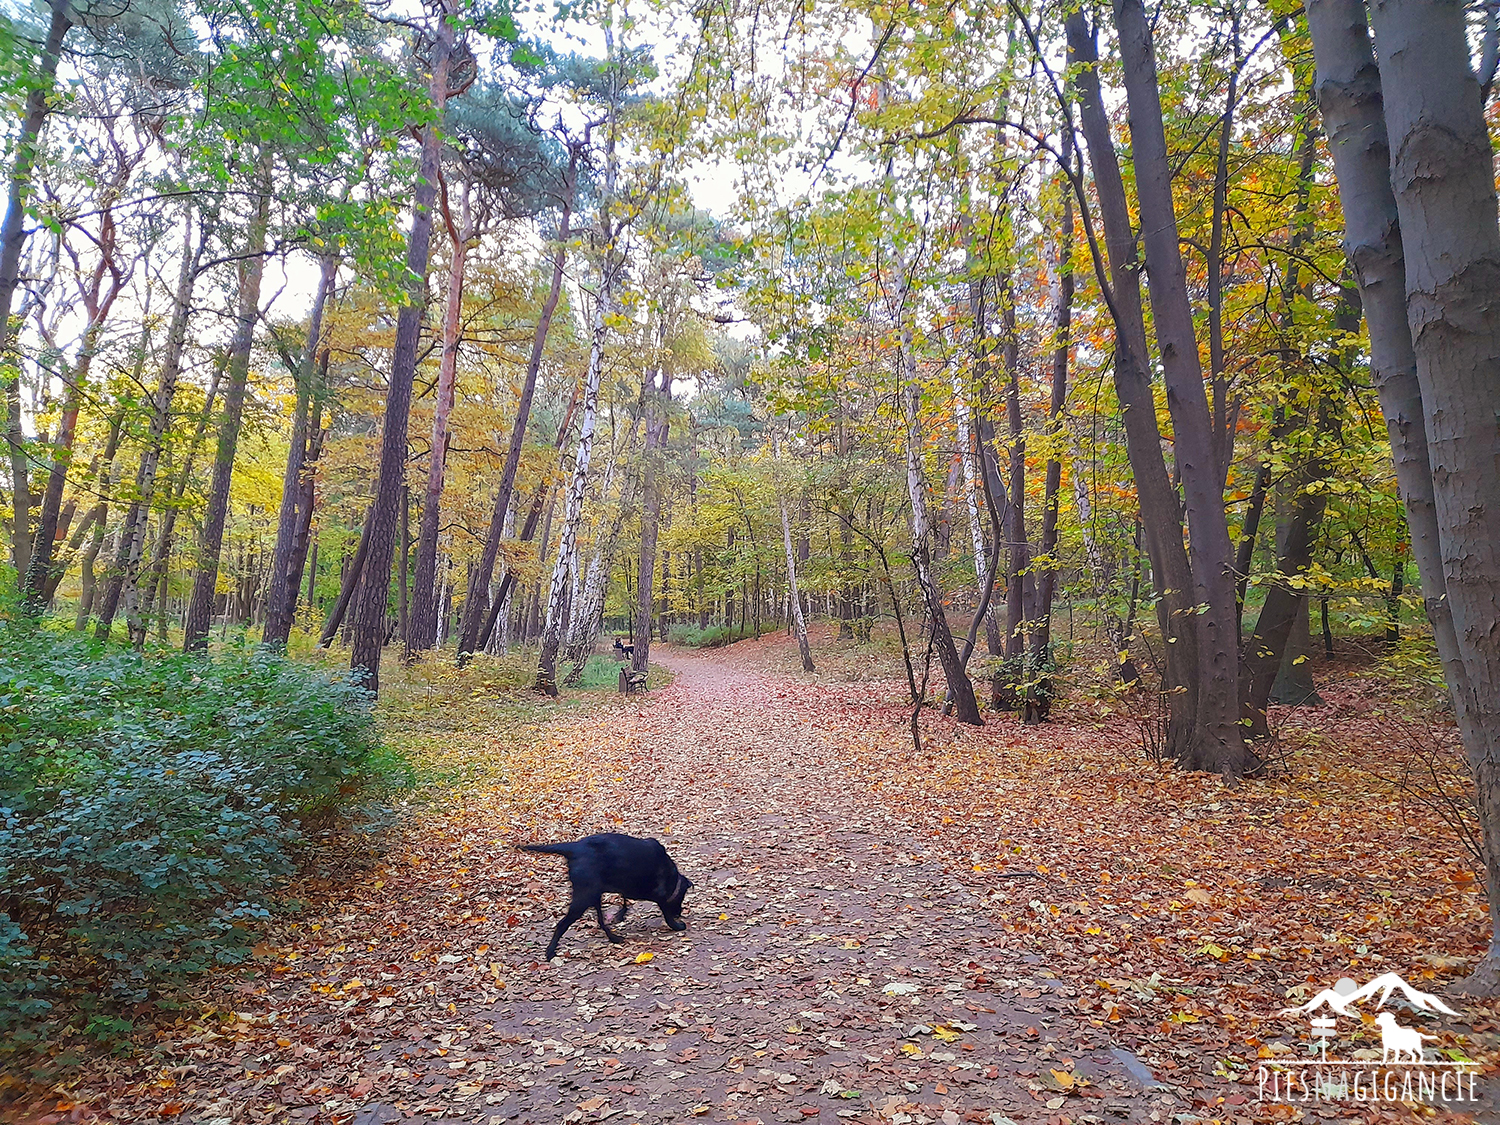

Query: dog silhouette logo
[{"left": 1373, "top": 1011, "right": 1439, "bottom": 1063}]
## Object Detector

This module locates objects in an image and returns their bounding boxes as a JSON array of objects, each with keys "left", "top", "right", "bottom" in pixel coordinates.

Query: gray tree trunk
[
  {"left": 1067, "top": 11, "right": 1202, "bottom": 757},
  {"left": 1111, "top": 0, "right": 1253, "bottom": 777},
  {"left": 1363, "top": 0, "right": 1500, "bottom": 994}
]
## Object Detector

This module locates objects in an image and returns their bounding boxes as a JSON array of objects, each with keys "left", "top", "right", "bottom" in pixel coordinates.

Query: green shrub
[
  {"left": 667, "top": 623, "right": 755, "bottom": 648},
  {"left": 0, "top": 627, "right": 390, "bottom": 1044}
]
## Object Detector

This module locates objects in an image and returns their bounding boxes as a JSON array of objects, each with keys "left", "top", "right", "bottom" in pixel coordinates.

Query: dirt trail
[{"left": 52, "top": 647, "right": 1177, "bottom": 1125}]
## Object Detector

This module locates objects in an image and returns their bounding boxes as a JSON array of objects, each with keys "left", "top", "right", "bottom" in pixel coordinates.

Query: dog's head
[{"left": 664, "top": 872, "right": 693, "bottom": 921}]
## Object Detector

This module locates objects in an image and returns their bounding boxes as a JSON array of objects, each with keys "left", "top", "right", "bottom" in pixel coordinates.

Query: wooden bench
[{"left": 618, "top": 668, "right": 648, "bottom": 695}]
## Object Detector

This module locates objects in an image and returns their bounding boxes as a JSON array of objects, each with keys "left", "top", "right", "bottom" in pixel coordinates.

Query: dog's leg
[
  {"left": 594, "top": 901, "right": 624, "bottom": 944},
  {"left": 611, "top": 897, "right": 630, "bottom": 925},
  {"left": 658, "top": 901, "right": 688, "bottom": 932},
  {"left": 544, "top": 903, "right": 589, "bottom": 960}
]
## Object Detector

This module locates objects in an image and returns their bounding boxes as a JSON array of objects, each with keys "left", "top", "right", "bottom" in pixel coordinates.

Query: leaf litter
[{"left": 9, "top": 636, "right": 1497, "bottom": 1125}]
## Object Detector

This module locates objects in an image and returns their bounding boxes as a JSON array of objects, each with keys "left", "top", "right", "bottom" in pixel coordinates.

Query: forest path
[{"left": 66, "top": 645, "right": 1171, "bottom": 1125}]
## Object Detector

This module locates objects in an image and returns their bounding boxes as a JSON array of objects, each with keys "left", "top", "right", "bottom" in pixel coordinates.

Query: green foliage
[
  {"left": 668, "top": 622, "right": 756, "bottom": 648},
  {"left": 0, "top": 628, "right": 393, "bottom": 1046}
]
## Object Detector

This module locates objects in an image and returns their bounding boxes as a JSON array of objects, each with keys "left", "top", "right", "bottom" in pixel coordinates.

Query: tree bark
[
  {"left": 321, "top": 505, "right": 374, "bottom": 647},
  {"left": 183, "top": 153, "right": 273, "bottom": 651},
  {"left": 349, "top": 20, "right": 453, "bottom": 692},
  {"left": 1111, "top": 0, "right": 1253, "bottom": 777},
  {"left": 1360, "top": 0, "right": 1500, "bottom": 994},
  {"left": 1, "top": 0, "right": 71, "bottom": 584},
  {"left": 899, "top": 276, "right": 980, "bottom": 726},
  {"left": 1026, "top": 161, "right": 1073, "bottom": 725},
  {"left": 456, "top": 145, "right": 580, "bottom": 662},
  {"left": 1067, "top": 11, "right": 1202, "bottom": 756},
  {"left": 408, "top": 179, "right": 472, "bottom": 654},
  {"left": 632, "top": 357, "right": 671, "bottom": 675},
  {"left": 778, "top": 467, "right": 814, "bottom": 674},
  {"left": 95, "top": 207, "right": 207, "bottom": 639},
  {"left": 134, "top": 361, "right": 223, "bottom": 647},
  {"left": 535, "top": 264, "right": 617, "bottom": 696},
  {"left": 263, "top": 254, "right": 337, "bottom": 645}
]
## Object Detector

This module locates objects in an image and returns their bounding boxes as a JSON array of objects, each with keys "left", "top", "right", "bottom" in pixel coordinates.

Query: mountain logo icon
[{"left": 1279, "top": 971, "right": 1459, "bottom": 1019}]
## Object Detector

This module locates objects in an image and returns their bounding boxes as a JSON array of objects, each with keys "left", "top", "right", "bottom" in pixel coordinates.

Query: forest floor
[{"left": 10, "top": 630, "right": 1500, "bottom": 1125}]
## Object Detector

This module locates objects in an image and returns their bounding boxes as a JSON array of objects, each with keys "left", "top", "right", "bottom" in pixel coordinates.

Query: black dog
[
  {"left": 519, "top": 833, "right": 693, "bottom": 960},
  {"left": 613, "top": 637, "right": 635, "bottom": 659}
]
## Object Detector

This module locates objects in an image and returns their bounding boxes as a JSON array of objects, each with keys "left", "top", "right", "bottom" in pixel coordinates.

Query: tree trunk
[
  {"left": 632, "top": 359, "right": 671, "bottom": 675},
  {"left": 779, "top": 478, "right": 814, "bottom": 673},
  {"left": 1025, "top": 163, "right": 1073, "bottom": 724},
  {"left": 1111, "top": 0, "right": 1253, "bottom": 777},
  {"left": 1240, "top": 409, "right": 1329, "bottom": 736},
  {"left": 1068, "top": 12, "right": 1201, "bottom": 755},
  {"left": 456, "top": 146, "right": 580, "bottom": 662},
  {"left": 1, "top": 0, "right": 71, "bottom": 584},
  {"left": 263, "top": 254, "right": 337, "bottom": 645},
  {"left": 95, "top": 207, "right": 207, "bottom": 639},
  {"left": 1362, "top": 0, "right": 1500, "bottom": 994},
  {"left": 321, "top": 506, "right": 374, "bottom": 647},
  {"left": 1271, "top": 597, "right": 1322, "bottom": 706},
  {"left": 408, "top": 180, "right": 472, "bottom": 654},
  {"left": 899, "top": 280, "right": 980, "bottom": 726},
  {"left": 134, "top": 362, "right": 223, "bottom": 647},
  {"left": 535, "top": 263, "right": 617, "bottom": 696},
  {"left": 283, "top": 356, "right": 327, "bottom": 634},
  {"left": 183, "top": 154, "right": 273, "bottom": 651},
  {"left": 349, "top": 21, "right": 453, "bottom": 692}
]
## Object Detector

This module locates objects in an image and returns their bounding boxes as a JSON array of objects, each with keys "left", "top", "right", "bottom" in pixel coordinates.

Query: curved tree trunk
[
  {"left": 1, "top": 0, "right": 71, "bottom": 583},
  {"left": 899, "top": 277, "right": 981, "bottom": 726}
]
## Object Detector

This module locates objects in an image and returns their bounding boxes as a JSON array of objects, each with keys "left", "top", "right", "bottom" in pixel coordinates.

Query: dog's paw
[
  {"left": 668, "top": 920, "right": 687, "bottom": 931},
  {"left": 607, "top": 933, "right": 624, "bottom": 944}
]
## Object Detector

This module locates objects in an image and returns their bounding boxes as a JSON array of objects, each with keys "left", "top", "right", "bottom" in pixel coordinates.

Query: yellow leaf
[
  {"left": 635, "top": 952, "right": 655, "bottom": 964},
  {"left": 932, "top": 1026, "right": 961, "bottom": 1042},
  {"left": 1050, "top": 1068, "right": 1077, "bottom": 1090},
  {"left": 900, "top": 1042, "right": 923, "bottom": 1057}
]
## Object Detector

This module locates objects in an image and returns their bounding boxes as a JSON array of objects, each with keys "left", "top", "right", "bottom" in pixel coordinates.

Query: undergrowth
[{"left": 0, "top": 625, "right": 396, "bottom": 1060}]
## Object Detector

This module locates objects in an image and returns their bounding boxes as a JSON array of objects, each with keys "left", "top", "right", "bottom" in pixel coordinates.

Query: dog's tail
[{"left": 517, "top": 842, "right": 578, "bottom": 858}]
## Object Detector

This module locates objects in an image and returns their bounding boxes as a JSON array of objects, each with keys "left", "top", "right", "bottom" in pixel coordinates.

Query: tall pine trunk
[
  {"left": 263, "top": 254, "right": 337, "bottom": 645},
  {"left": 348, "top": 19, "right": 453, "bottom": 692},
  {"left": 1, "top": 0, "right": 70, "bottom": 583},
  {"left": 183, "top": 154, "right": 273, "bottom": 651},
  {"left": 408, "top": 182, "right": 471, "bottom": 654},
  {"left": 456, "top": 146, "right": 580, "bottom": 662}
]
